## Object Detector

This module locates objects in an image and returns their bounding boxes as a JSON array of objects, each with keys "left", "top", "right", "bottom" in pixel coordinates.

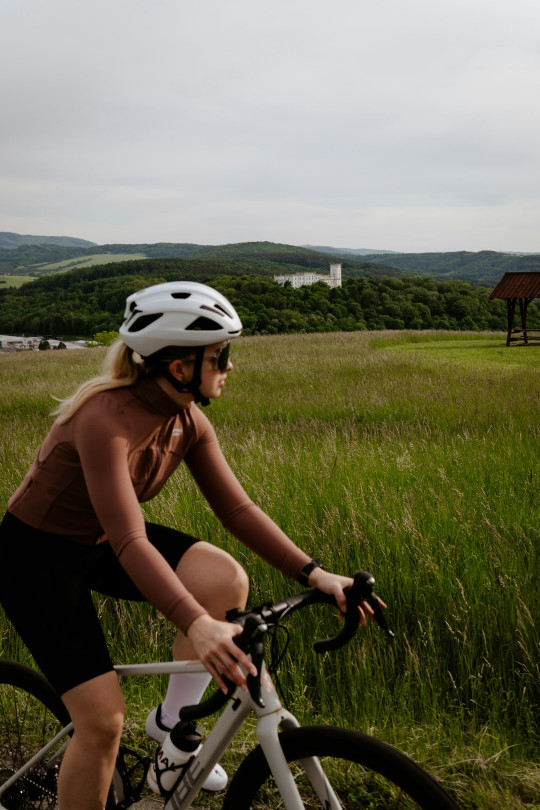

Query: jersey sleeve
[
  {"left": 73, "top": 398, "right": 206, "bottom": 633},
  {"left": 184, "top": 417, "right": 310, "bottom": 578}
]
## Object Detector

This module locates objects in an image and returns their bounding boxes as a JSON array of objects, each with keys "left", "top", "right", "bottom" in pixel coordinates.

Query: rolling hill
[
  {"left": 0, "top": 232, "right": 97, "bottom": 250},
  {"left": 1, "top": 234, "right": 540, "bottom": 287}
]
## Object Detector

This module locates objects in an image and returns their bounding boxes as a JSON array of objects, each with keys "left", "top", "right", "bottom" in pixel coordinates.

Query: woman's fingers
[{"left": 187, "top": 614, "right": 257, "bottom": 691}]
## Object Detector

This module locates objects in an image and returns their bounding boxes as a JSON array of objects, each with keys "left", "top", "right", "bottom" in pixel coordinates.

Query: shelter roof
[{"left": 490, "top": 272, "right": 540, "bottom": 300}]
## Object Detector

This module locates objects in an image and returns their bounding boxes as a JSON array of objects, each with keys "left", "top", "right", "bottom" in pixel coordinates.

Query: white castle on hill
[{"left": 274, "top": 262, "right": 342, "bottom": 289}]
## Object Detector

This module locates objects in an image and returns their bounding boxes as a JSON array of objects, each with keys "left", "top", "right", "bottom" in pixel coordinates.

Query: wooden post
[
  {"left": 506, "top": 298, "right": 517, "bottom": 346},
  {"left": 519, "top": 298, "right": 527, "bottom": 345}
]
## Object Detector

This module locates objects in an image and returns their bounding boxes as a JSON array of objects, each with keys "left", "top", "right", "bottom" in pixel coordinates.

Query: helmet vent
[
  {"left": 171, "top": 292, "right": 191, "bottom": 299},
  {"left": 186, "top": 316, "right": 221, "bottom": 331},
  {"left": 128, "top": 313, "right": 163, "bottom": 333},
  {"left": 201, "top": 302, "right": 232, "bottom": 319}
]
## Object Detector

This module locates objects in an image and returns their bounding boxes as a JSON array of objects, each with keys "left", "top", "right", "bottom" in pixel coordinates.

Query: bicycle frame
[
  {"left": 115, "top": 660, "right": 338, "bottom": 810},
  {"left": 0, "top": 658, "right": 337, "bottom": 810}
]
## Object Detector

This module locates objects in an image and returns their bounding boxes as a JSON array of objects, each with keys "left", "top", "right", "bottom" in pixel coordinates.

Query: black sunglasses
[{"left": 213, "top": 342, "right": 231, "bottom": 371}]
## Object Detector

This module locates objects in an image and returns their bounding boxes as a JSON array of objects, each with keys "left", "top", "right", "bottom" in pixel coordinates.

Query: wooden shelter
[{"left": 490, "top": 272, "right": 540, "bottom": 346}]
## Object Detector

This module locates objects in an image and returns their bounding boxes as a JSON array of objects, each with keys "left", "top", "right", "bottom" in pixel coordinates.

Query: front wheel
[{"left": 223, "top": 726, "right": 461, "bottom": 810}]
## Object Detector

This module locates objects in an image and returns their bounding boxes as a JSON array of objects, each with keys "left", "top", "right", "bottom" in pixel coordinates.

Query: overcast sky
[{"left": 2, "top": 0, "right": 540, "bottom": 252}]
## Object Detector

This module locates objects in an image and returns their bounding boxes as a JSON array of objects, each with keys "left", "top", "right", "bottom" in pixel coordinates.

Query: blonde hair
[
  {"left": 52, "top": 341, "right": 198, "bottom": 424},
  {"left": 52, "top": 341, "right": 143, "bottom": 424}
]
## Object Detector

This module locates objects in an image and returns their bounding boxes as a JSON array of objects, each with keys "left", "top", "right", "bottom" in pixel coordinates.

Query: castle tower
[{"left": 329, "top": 263, "right": 342, "bottom": 287}]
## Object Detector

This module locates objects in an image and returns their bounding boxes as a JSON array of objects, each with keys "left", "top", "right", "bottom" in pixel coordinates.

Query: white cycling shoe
[{"left": 145, "top": 705, "right": 228, "bottom": 792}]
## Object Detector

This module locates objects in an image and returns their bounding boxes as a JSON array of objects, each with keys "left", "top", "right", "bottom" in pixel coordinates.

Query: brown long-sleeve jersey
[{"left": 8, "top": 376, "right": 310, "bottom": 632}]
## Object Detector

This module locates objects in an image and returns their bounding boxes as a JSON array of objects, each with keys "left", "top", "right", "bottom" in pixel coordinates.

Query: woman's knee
[
  {"left": 176, "top": 542, "right": 249, "bottom": 613},
  {"left": 218, "top": 550, "right": 249, "bottom": 601},
  {"left": 62, "top": 672, "right": 125, "bottom": 745}
]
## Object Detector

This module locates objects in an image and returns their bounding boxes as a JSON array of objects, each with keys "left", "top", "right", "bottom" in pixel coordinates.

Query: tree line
[
  {"left": 219, "top": 275, "right": 513, "bottom": 334},
  {"left": 0, "top": 260, "right": 526, "bottom": 339}
]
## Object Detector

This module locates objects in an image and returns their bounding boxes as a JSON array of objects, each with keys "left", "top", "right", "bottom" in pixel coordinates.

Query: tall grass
[{"left": 0, "top": 332, "right": 538, "bottom": 809}]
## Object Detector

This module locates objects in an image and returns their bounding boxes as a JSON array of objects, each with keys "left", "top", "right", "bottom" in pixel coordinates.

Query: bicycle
[{"left": 0, "top": 572, "right": 462, "bottom": 809}]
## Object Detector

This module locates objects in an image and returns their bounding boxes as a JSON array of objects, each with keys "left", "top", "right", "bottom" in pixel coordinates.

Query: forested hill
[
  {"left": 0, "top": 240, "right": 353, "bottom": 277},
  {"left": 0, "top": 253, "right": 524, "bottom": 338},
  {"left": 0, "top": 240, "right": 206, "bottom": 275},
  {"left": 0, "top": 232, "right": 97, "bottom": 250},
  {"left": 362, "top": 250, "right": 540, "bottom": 286},
  {"left": 1, "top": 235, "right": 539, "bottom": 287}
]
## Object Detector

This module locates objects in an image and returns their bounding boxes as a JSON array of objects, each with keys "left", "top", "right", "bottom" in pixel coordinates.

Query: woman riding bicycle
[{"left": 0, "top": 281, "right": 367, "bottom": 810}]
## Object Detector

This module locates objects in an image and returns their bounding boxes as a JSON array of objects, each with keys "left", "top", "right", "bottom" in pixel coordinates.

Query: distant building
[
  {"left": 0, "top": 336, "right": 41, "bottom": 351},
  {"left": 274, "top": 262, "right": 342, "bottom": 289},
  {"left": 0, "top": 335, "right": 88, "bottom": 351}
]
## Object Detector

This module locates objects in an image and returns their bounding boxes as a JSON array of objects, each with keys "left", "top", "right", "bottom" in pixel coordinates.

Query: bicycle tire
[
  {"left": 0, "top": 660, "right": 70, "bottom": 810},
  {"left": 223, "top": 725, "right": 461, "bottom": 810}
]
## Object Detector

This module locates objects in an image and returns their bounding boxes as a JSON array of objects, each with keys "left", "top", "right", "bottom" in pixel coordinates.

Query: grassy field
[
  {"left": 0, "top": 331, "right": 538, "bottom": 809},
  {"left": 13, "top": 252, "right": 148, "bottom": 277},
  {"left": 0, "top": 253, "right": 148, "bottom": 283},
  {"left": 0, "top": 275, "right": 36, "bottom": 287},
  {"left": 31, "top": 252, "right": 148, "bottom": 273}
]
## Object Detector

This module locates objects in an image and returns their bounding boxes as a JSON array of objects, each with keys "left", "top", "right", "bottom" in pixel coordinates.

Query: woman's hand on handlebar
[
  {"left": 186, "top": 614, "right": 258, "bottom": 694},
  {"left": 306, "top": 568, "right": 386, "bottom": 626}
]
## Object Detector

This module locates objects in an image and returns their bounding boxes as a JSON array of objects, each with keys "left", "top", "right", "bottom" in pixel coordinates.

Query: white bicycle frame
[
  {"left": 115, "top": 660, "right": 340, "bottom": 810},
  {"left": 0, "top": 659, "right": 339, "bottom": 810}
]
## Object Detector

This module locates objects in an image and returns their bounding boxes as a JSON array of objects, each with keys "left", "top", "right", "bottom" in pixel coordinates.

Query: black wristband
[{"left": 297, "top": 559, "right": 323, "bottom": 587}]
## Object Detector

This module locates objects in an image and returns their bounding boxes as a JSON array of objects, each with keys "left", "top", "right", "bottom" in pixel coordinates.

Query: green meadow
[
  {"left": 0, "top": 331, "right": 538, "bottom": 809},
  {"left": 0, "top": 275, "right": 35, "bottom": 288},
  {"left": 30, "top": 252, "right": 148, "bottom": 274}
]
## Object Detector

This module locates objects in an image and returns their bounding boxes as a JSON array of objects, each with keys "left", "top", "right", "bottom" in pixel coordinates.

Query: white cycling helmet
[{"left": 119, "top": 281, "right": 242, "bottom": 357}]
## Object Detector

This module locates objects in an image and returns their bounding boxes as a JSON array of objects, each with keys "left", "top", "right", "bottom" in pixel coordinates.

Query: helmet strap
[{"left": 162, "top": 347, "right": 210, "bottom": 407}]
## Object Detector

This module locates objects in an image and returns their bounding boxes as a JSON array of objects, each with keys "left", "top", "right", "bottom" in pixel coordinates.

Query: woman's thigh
[
  {"left": 88, "top": 522, "right": 202, "bottom": 599},
  {"left": 0, "top": 514, "right": 202, "bottom": 694},
  {"left": 0, "top": 512, "right": 120, "bottom": 694}
]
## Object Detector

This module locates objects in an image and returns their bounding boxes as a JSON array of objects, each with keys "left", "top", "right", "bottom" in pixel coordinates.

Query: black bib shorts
[{"left": 0, "top": 511, "right": 201, "bottom": 696}]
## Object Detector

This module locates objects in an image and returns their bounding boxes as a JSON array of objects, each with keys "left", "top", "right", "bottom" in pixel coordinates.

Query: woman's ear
[{"left": 168, "top": 359, "right": 185, "bottom": 382}]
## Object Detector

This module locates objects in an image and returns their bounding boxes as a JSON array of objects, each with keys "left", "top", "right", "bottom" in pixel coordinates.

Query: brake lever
[
  {"left": 233, "top": 614, "right": 268, "bottom": 708},
  {"left": 246, "top": 632, "right": 266, "bottom": 708},
  {"left": 181, "top": 613, "right": 269, "bottom": 719},
  {"left": 366, "top": 592, "right": 395, "bottom": 639},
  {"left": 313, "top": 571, "right": 394, "bottom": 652},
  {"left": 346, "top": 571, "right": 394, "bottom": 638}
]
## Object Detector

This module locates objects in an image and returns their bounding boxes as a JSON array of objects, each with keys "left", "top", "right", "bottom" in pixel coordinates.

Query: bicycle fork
[{"left": 257, "top": 712, "right": 342, "bottom": 810}]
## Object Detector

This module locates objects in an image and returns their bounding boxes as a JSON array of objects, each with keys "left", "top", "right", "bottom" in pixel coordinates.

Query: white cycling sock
[{"left": 159, "top": 671, "right": 212, "bottom": 729}]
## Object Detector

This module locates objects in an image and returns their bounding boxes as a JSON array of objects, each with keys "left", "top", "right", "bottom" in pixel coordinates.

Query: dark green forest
[{"left": 0, "top": 253, "right": 528, "bottom": 338}]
